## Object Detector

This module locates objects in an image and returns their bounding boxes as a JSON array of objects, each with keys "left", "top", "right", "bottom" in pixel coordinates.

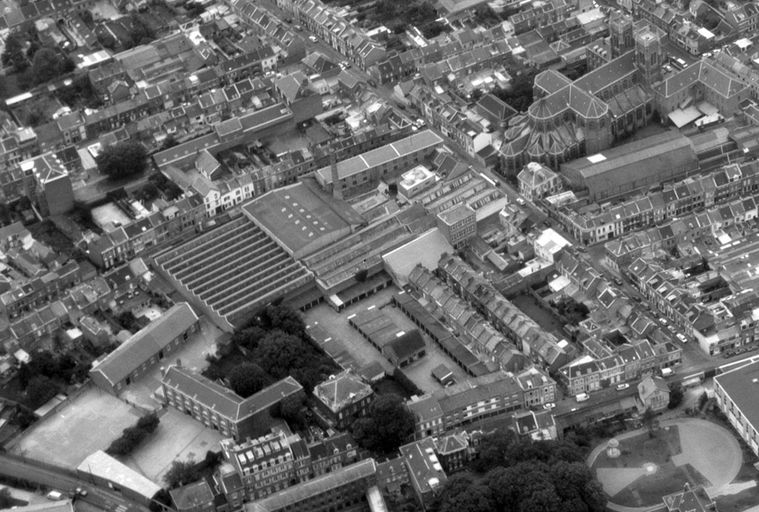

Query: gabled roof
[{"left": 90, "top": 303, "right": 198, "bottom": 386}]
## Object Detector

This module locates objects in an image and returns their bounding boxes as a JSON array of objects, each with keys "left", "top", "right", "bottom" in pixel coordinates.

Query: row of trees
[
  {"left": 432, "top": 430, "right": 606, "bottom": 512},
  {"left": 106, "top": 412, "right": 160, "bottom": 456}
]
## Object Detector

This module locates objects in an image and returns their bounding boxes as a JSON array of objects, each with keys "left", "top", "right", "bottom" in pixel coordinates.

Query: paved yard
[
  {"left": 10, "top": 385, "right": 140, "bottom": 468},
  {"left": 379, "top": 302, "right": 469, "bottom": 394},
  {"left": 304, "top": 286, "right": 470, "bottom": 394},
  {"left": 124, "top": 408, "right": 224, "bottom": 484},
  {"left": 303, "top": 287, "right": 398, "bottom": 373},
  {"left": 119, "top": 315, "right": 224, "bottom": 410}
]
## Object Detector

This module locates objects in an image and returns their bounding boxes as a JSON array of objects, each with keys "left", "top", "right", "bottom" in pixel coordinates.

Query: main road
[{"left": 0, "top": 454, "right": 150, "bottom": 512}]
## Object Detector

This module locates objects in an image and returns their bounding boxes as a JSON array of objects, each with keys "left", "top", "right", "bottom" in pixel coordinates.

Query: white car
[
  {"left": 659, "top": 317, "right": 668, "bottom": 326},
  {"left": 543, "top": 403, "right": 556, "bottom": 410},
  {"left": 308, "top": 35, "right": 318, "bottom": 43},
  {"left": 616, "top": 383, "right": 629, "bottom": 391},
  {"left": 676, "top": 333, "right": 688, "bottom": 343}
]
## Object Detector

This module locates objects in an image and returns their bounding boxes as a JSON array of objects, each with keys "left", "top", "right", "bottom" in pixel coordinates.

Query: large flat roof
[
  {"left": 561, "top": 130, "right": 696, "bottom": 180},
  {"left": 315, "top": 130, "right": 443, "bottom": 184},
  {"left": 242, "top": 181, "right": 361, "bottom": 256},
  {"left": 715, "top": 360, "right": 759, "bottom": 434},
  {"left": 77, "top": 450, "right": 162, "bottom": 499}
]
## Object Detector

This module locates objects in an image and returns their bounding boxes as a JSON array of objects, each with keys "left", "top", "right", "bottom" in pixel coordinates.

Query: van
[
  {"left": 575, "top": 393, "right": 590, "bottom": 402},
  {"left": 46, "top": 491, "right": 64, "bottom": 501}
]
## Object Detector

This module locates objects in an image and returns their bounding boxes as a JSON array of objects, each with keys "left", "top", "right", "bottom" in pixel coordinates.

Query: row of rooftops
[
  {"left": 560, "top": 335, "right": 677, "bottom": 380},
  {"left": 438, "top": 254, "right": 574, "bottom": 368},
  {"left": 86, "top": 194, "right": 205, "bottom": 258},
  {"left": 407, "top": 372, "right": 523, "bottom": 422},
  {"left": 561, "top": 159, "right": 759, "bottom": 231},
  {"left": 604, "top": 190, "right": 759, "bottom": 262},
  {"left": 408, "top": 264, "right": 521, "bottom": 371}
]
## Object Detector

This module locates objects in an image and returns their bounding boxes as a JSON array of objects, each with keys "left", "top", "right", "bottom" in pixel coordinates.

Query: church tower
[
  {"left": 609, "top": 12, "right": 634, "bottom": 58},
  {"left": 635, "top": 25, "right": 666, "bottom": 85}
]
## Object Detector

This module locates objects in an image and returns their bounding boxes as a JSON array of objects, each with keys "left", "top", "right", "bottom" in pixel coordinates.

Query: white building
[{"left": 534, "top": 228, "right": 572, "bottom": 262}]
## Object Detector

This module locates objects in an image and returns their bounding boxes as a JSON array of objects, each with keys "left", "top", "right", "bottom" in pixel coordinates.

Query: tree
[
  {"left": 698, "top": 391, "right": 709, "bottom": 410},
  {"left": 642, "top": 407, "right": 658, "bottom": 438},
  {"left": 160, "top": 134, "right": 178, "bottom": 150},
  {"left": 0, "top": 487, "right": 16, "bottom": 509},
  {"left": 107, "top": 413, "right": 161, "bottom": 456},
  {"left": 26, "top": 375, "right": 58, "bottom": 407},
  {"left": 254, "top": 330, "right": 307, "bottom": 379},
  {"left": 668, "top": 382, "right": 684, "bottom": 409},
  {"left": 232, "top": 325, "right": 265, "bottom": 352},
  {"left": 96, "top": 141, "right": 148, "bottom": 179},
  {"left": 163, "top": 458, "right": 200, "bottom": 489},
  {"left": 355, "top": 269, "right": 368, "bottom": 282},
  {"left": 2, "top": 32, "right": 29, "bottom": 71},
  {"left": 352, "top": 394, "right": 414, "bottom": 454},
  {"left": 277, "top": 393, "right": 306, "bottom": 430},
  {"left": 493, "top": 67, "right": 539, "bottom": 113},
  {"left": 136, "top": 412, "right": 160, "bottom": 433},
  {"left": 435, "top": 473, "right": 493, "bottom": 512},
  {"left": 471, "top": 429, "right": 517, "bottom": 473},
  {"left": 228, "top": 362, "right": 268, "bottom": 398},
  {"left": 30, "top": 47, "right": 65, "bottom": 85}
]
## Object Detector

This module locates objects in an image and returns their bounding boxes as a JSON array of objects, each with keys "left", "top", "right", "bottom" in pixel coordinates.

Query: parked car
[
  {"left": 575, "top": 393, "right": 590, "bottom": 402},
  {"left": 676, "top": 333, "right": 688, "bottom": 343},
  {"left": 46, "top": 492, "right": 63, "bottom": 501},
  {"left": 308, "top": 35, "right": 318, "bottom": 42},
  {"left": 616, "top": 383, "right": 629, "bottom": 391},
  {"left": 543, "top": 403, "right": 556, "bottom": 410},
  {"left": 659, "top": 317, "right": 668, "bottom": 326}
]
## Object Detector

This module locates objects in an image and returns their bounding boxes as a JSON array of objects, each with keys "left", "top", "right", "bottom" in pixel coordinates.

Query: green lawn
[
  {"left": 595, "top": 428, "right": 682, "bottom": 469},
  {"left": 611, "top": 463, "right": 708, "bottom": 507}
]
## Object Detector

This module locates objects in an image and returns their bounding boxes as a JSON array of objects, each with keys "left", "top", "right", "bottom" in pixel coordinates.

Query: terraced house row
[
  {"left": 437, "top": 255, "right": 575, "bottom": 372},
  {"left": 555, "top": 159, "right": 759, "bottom": 245}
]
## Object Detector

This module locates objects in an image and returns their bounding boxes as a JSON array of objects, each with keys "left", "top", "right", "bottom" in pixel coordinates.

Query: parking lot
[
  {"left": 304, "top": 286, "right": 469, "bottom": 394},
  {"left": 10, "top": 385, "right": 140, "bottom": 468}
]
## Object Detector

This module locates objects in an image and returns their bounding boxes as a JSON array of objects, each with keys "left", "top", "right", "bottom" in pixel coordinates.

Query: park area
[{"left": 589, "top": 418, "right": 742, "bottom": 511}]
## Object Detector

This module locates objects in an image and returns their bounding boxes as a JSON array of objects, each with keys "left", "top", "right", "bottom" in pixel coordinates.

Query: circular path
[{"left": 587, "top": 418, "right": 742, "bottom": 512}]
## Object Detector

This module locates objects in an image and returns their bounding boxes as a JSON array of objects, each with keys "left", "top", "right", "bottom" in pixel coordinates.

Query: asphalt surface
[{"left": 0, "top": 455, "right": 149, "bottom": 512}]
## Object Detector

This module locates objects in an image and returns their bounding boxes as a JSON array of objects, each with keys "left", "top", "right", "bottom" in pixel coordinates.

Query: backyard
[{"left": 511, "top": 293, "right": 566, "bottom": 339}]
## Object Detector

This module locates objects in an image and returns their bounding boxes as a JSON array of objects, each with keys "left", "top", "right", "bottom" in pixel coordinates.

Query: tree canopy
[
  {"left": 228, "top": 362, "right": 268, "bottom": 398},
  {"left": 107, "top": 412, "right": 160, "bottom": 456},
  {"left": 432, "top": 432, "right": 606, "bottom": 512},
  {"left": 96, "top": 141, "right": 148, "bottom": 179},
  {"left": 30, "top": 47, "right": 73, "bottom": 86},
  {"left": 352, "top": 394, "right": 414, "bottom": 454}
]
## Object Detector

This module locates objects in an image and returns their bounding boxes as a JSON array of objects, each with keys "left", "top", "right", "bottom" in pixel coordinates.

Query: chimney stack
[{"left": 330, "top": 152, "right": 342, "bottom": 200}]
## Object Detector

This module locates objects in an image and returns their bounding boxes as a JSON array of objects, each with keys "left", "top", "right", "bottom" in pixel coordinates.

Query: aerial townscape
[{"left": 4, "top": 0, "right": 759, "bottom": 510}]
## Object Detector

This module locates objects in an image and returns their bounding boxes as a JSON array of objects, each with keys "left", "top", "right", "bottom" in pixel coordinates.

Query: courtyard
[
  {"left": 123, "top": 408, "right": 224, "bottom": 484},
  {"left": 590, "top": 418, "right": 742, "bottom": 511},
  {"left": 303, "top": 286, "right": 469, "bottom": 394},
  {"left": 9, "top": 385, "right": 140, "bottom": 468}
]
